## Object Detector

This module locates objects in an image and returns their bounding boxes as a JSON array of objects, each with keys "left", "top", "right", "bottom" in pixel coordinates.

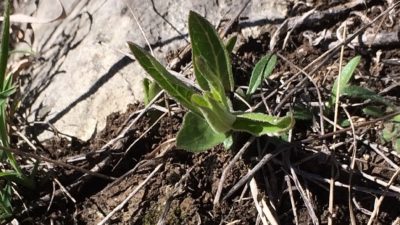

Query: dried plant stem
[
  {"left": 328, "top": 23, "right": 347, "bottom": 225},
  {"left": 343, "top": 107, "right": 357, "bottom": 225},
  {"left": 302, "top": 110, "right": 400, "bottom": 143},
  {"left": 214, "top": 137, "right": 255, "bottom": 205},
  {"left": 274, "top": 2, "right": 400, "bottom": 113},
  {"left": 223, "top": 146, "right": 291, "bottom": 201},
  {"left": 0, "top": 145, "right": 114, "bottom": 181},
  {"left": 97, "top": 163, "right": 163, "bottom": 225},
  {"left": 367, "top": 168, "right": 400, "bottom": 225},
  {"left": 276, "top": 52, "right": 325, "bottom": 135},
  {"left": 285, "top": 175, "right": 299, "bottom": 225}
]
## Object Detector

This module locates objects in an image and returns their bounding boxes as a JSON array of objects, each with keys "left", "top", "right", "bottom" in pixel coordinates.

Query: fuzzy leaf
[
  {"left": 194, "top": 56, "right": 228, "bottom": 107},
  {"left": 232, "top": 112, "right": 294, "bottom": 136},
  {"left": 128, "top": 42, "right": 200, "bottom": 115},
  {"left": 189, "top": 11, "right": 234, "bottom": 92},
  {"left": 247, "top": 54, "right": 277, "bottom": 96},
  {"left": 191, "top": 93, "right": 236, "bottom": 133},
  {"left": 341, "top": 85, "right": 391, "bottom": 106},
  {"left": 176, "top": 112, "right": 227, "bottom": 152},
  {"left": 331, "top": 56, "right": 361, "bottom": 104},
  {"left": 225, "top": 35, "right": 237, "bottom": 53}
]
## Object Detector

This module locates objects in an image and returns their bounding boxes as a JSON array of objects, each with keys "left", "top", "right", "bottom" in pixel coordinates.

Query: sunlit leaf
[
  {"left": 189, "top": 11, "right": 234, "bottom": 92},
  {"left": 0, "top": 87, "right": 15, "bottom": 99},
  {"left": 194, "top": 56, "right": 228, "bottom": 107},
  {"left": 232, "top": 112, "right": 294, "bottom": 136},
  {"left": 223, "top": 135, "right": 234, "bottom": 149},
  {"left": 247, "top": 54, "right": 277, "bottom": 96},
  {"left": 176, "top": 112, "right": 227, "bottom": 152},
  {"left": 191, "top": 93, "right": 236, "bottom": 133},
  {"left": 0, "top": 0, "right": 10, "bottom": 90},
  {"left": 391, "top": 114, "right": 400, "bottom": 123},
  {"left": 128, "top": 42, "right": 200, "bottom": 115},
  {"left": 330, "top": 56, "right": 361, "bottom": 105}
]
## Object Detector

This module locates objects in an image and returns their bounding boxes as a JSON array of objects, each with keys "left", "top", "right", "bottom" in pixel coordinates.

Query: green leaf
[
  {"left": 223, "top": 135, "right": 234, "bottom": 149},
  {"left": 232, "top": 112, "right": 294, "bottom": 136},
  {"left": 381, "top": 123, "right": 397, "bottom": 142},
  {"left": 340, "top": 119, "right": 350, "bottom": 127},
  {"left": 0, "top": 0, "right": 10, "bottom": 90},
  {"left": 3, "top": 74, "right": 12, "bottom": 91},
  {"left": 142, "top": 78, "right": 161, "bottom": 106},
  {"left": 331, "top": 56, "right": 361, "bottom": 105},
  {"left": 0, "top": 184, "right": 12, "bottom": 221},
  {"left": 391, "top": 114, "right": 400, "bottom": 123},
  {"left": 189, "top": 11, "right": 234, "bottom": 92},
  {"left": 225, "top": 35, "right": 237, "bottom": 53},
  {"left": 394, "top": 138, "right": 400, "bottom": 153},
  {"left": 194, "top": 56, "right": 228, "bottom": 107},
  {"left": 0, "top": 87, "right": 15, "bottom": 99},
  {"left": 362, "top": 106, "right": 384, "bottom": 117},
  {"left": 191, "top": 93, "right": 236, "bottom": 133},
  {"left": 176, "top": 112, "right": 227, "bottom": 152},
  {"left": 128, "top": 42, "right": 200, "bottom": 115},
  {"left": 247, "top": 54, "right": 277, "bottom": 96},
  {"left": 293, "top": 105, "right": 313, "bottom": 120},
  {"left": 341, "top": 85, "right": 391, "bottom": 106}
]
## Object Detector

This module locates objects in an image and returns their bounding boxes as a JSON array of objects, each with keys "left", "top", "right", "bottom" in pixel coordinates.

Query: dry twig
[{"left": 97, "top": 163, "right": 163, "bottom": 225}]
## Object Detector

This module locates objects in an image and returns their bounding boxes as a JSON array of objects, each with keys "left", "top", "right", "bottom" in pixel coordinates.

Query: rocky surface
[{"left": 18, "top": 0, "right": 289, "bottom": 141}]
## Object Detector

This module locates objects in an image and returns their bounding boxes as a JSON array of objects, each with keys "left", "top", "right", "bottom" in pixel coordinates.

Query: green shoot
[
  {"left": 247, "top": 54, "right": 277, "bottom": 96},
  {"left": 142, "top": 78, "right": 161, "bottom": 106},
  {"left": 330, "top": 56, "right": 361, "bottom": 106},
  {"left": 225, "top": 35, "right": 237, "bottom": 53},
  {"left": 129, "top": 11, "right": 294, "bottom": 152}
]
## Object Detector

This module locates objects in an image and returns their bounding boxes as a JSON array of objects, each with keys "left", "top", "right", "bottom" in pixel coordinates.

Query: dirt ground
[{"left": 7, "top": 0, "right": 400, "bottom": 224}]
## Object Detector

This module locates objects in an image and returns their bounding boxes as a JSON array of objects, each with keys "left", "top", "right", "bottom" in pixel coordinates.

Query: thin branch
[{"left": 97, "top": 163, "right": 163, "bottom": 225}]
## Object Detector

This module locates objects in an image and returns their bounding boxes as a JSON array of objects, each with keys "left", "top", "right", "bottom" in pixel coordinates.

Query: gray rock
[{"left": 19, "top": 0, "right": 289, "bottom": 141}]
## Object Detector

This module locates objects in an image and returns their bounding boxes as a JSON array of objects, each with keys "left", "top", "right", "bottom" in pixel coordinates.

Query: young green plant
[
  {"left": 330, "top": 55, "right": 390, "bottom": 107},
  {"left": 129, "top": 11, "right": 294, "bottom": 152},
  {"left": 0, "top": 1, "right": 35, "bottom": 221},
  {"left": 330, "top": 55, "right": 400, "bottom": 151}
]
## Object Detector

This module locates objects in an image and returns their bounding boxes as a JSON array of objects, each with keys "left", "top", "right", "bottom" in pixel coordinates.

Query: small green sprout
[
  {"left": 330, "top": 55, "right": 390, "bottom": 107},
  {"left": 129, "top": 11, "right": 294, "bottom": 152},
  {"left": 330, "top": 56, "right": 400, "bottom": 152},
  {"left": 247, "top": 54, "right": 277, "bottom": 97}
]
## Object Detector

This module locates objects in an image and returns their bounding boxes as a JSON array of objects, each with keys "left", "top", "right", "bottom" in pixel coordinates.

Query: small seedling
[
  {"left": 129, "top": 11, "right": 294, "bottom": 152},
  {"left": 142, "top": 78, "right": 161, "bottom": 106},
  {"left": 329, "top": 55, "right": 400, "bottom": 152},
  {"left": 330, "top": 55, "right": 390, "bottom": 107}
]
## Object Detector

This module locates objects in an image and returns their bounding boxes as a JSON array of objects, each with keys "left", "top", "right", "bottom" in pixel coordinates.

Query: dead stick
[
  {"left": 223, "top": 146, "right": 291, "bottom": 201},
  {"left": 0, "top": 146, "right": 114, "bottom": 181},
  {"left": 301, "top": 111, "right": 400, "bottom": 143},
  {"left": 214, "top": 136, "right": 255, "bottom": 205}
]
